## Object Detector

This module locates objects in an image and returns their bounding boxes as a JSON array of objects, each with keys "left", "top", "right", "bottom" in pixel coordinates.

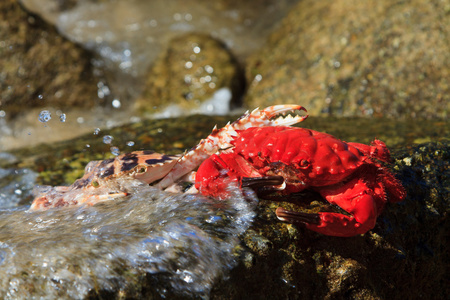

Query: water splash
[
  {"left": 103, "top": 135, "right": 113, "bottom": 144},
  {"left": 0, "top": 185, "right": 257, "bottom": 298},
  {"left": 59, "top": 113, "right": 67, "bottom": 122},
  {"left": 110, "top": 146, "right": 120, "bottom": 156},
  {"left": 153, "top": 87, "right": 233, "bottom": 118},
  {"left": 0, "top": 167, "right": 38, "bottom": 208},
  {"left": 38, "top": 110, "right": 51, "bottom": 123}
]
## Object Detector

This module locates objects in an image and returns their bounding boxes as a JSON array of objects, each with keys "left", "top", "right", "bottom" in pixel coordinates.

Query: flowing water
[{"left": 0, "top": 183, "right": 257, "bottom": 298}]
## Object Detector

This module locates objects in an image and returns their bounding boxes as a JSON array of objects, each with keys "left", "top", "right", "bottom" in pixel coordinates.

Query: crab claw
[
  {"left": 275, "top": 182, "right": 380, "bottom": 237},
  {"left": 29, "top": 188, "right": 128, "bottom": 211},
  {"left": 276, "top": 206, "right": 376, "bottom": 238},
  {"left": 238, "top": 105, "right": 308, "bottom": 129}
]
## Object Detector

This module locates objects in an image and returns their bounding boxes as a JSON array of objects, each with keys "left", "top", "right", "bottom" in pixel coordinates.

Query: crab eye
[
  {"left": 299, "top": 159, "right": 310, "bottom": 168},
  {"left": 137, "top": 166, "right": 147, "bottom": 173},
  {"left": 91, "top": 181, "right": 100, "bottom": 188}
]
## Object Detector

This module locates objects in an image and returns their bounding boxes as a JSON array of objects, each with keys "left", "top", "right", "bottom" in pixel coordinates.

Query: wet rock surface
[
  {"left": 136, "top": 33, "right": 245, "bottom": 116},
  {"left": 245, "top": 0, "right": 449, "bottom": 118},
  {"left": 0, "top": 0, "right": 103, "bottom": 118}
]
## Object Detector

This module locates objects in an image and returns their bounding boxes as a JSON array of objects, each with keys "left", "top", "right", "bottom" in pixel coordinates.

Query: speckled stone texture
[{"left": 245, "top": 0, "right": 449, "bottom": 118}]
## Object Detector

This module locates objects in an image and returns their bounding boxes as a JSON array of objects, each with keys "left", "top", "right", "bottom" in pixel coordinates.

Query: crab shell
[
  {"left": 195, "top": 126, "right": 375, "bottom": 196},
  {"left": 195, "top": 126, "right": 406, "bottom": 237},
  {"left": 232, "top": 126, "right": 378, "bottom": 189},
  {"left": 29, "top": 151, "right": 179, "bottom": 210}
]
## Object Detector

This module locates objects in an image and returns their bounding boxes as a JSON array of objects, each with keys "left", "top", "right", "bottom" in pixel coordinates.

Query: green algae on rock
[{"left": 245, "top": 0, "right": 449, "bottom": 118}]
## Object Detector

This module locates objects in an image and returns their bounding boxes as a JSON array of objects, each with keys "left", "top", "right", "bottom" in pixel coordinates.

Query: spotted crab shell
[{"left": 29, "top": 151, "right": 179, "bottom": 211}]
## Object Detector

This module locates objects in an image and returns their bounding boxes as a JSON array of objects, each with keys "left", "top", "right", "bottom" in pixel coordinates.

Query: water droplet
[
  {"left": 59, "top": 113, "right": 66, "bottom": 122},
  {"left": 94, "top": 128, "right": 100, "bottom": 135},
  {"left": 193, "top": 46, "right": 201, "bottom": 54},
  {"left": 37, "top": 94, "right": 43, "bottom": 100},
  {"left": 0, "top": 110, "right": 5, "bottom": 117},
  {"left": 14, "top": 189, "right": 22, "bottom": 195},
  {"left": 86, "top": 144, "right": 90, "bottom": 148},
  {"left": 204, "top": 65, "right": 214, "bottom": 74},
  {"left": 112, "top": 99, "right": 121, "bottom": 108},
  {"left": 38, "top": 110, "right": 51, "bottom": 123},
  {"left": 110, "top": 146, "right": 120, "bottom": 156},
  {"left": 127, "top": 141, "right": 135, "bottom": 147},
  {"left": 97, "top": 81, "right": 110, "bottom": 99},
  {"left": 103, "top": 135, "right": 113, "bottom": 144},
  {"left": 173, "top": 13, "right": 182, "bottom": 21}
]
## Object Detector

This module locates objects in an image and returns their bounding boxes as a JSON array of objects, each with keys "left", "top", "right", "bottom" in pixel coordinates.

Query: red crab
[{"left": 195, "top": 126, "right": 406, "bottom": 237}]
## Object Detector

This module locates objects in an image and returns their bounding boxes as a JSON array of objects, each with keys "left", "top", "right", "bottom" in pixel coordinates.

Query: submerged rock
[{"left": 245, "top": 0, "right": 449, "bottom": 118}]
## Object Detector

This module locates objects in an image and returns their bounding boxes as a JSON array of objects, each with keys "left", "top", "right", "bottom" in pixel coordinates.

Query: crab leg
[
  {"left": 157, "top": 105, "right": 307, "bottom": 188},
  {"left": 276, "top": 176, "right": 379, "bottom": 237}
]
